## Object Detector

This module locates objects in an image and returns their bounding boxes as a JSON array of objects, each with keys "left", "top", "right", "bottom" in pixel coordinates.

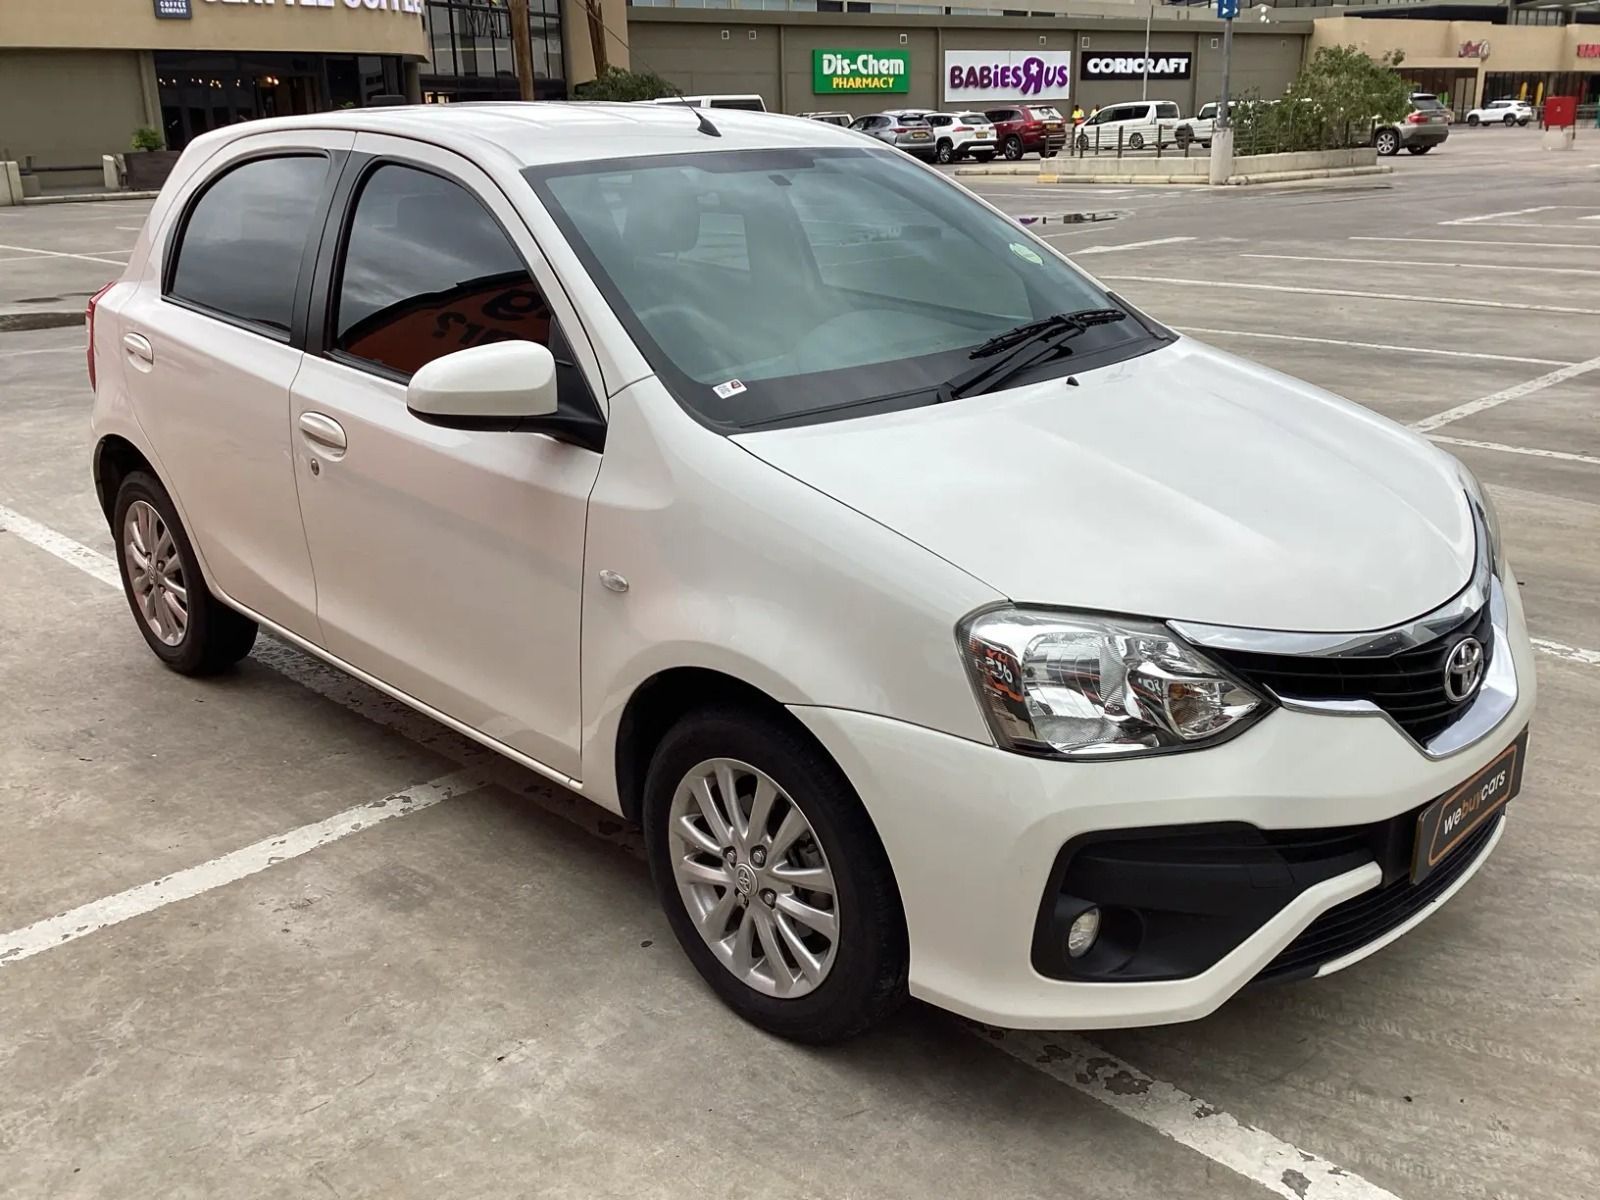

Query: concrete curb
[
  {"left": 1223, "top": 165, "right": 1393, "bottom": 185},
  {"left": 21, "top": 190, "right": 159, "bottom": 206},
  {"left": 0, "top": 308, "right": 85, "bottom": 332}
]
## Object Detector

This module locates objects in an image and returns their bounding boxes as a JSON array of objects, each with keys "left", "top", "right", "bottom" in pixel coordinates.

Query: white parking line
[
  {"left": 1428, "top": 435, "right": 1600, "bottom": 468},
  {"left": 1440, "top": 205, "right": 1590, "bottom": 226},
  {"left": 1075, "top": 236, "right": 1196, "bottom": 256},
  {"left": 1098, "top": 276, "right": 1600, "bottom": 317},
  {"left": 1176, "top": 326, "right": 1572, "bottom": 367},
  {"left": 0, "top": 500, "right": 1412, "bottom": 1200},
  {"left": 0, "top": 770, "right": 485, "bottom": 967},
  {"left": 1243, "top": 253, "right": 1600, "bottom": 278},
  {"left": 1409, "top": 355, "right": 1600, "bottom": 433},
  {"left": 1531, "top": 637, "right": 1600, "bottom": 667},
  {"left": 0, "top": 346, "right": 83, "bottom": 359},
  {"left": 987, "top": 1031, "right": 1401, "bottom": 1200},
  {"left": 1351, "top": 236, "right": 1600, "bottom": 251},
  {"left": 0, "top": 243, "right": 130, "bottom": 267}
]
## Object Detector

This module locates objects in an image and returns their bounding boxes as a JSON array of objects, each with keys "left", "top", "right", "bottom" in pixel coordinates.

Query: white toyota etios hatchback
[{"left": 89, "top": 104, "right": 1533, "bottom": 1042}]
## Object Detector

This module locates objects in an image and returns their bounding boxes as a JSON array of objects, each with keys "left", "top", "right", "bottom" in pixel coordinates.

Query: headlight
[
  {"left": 959, "top": 608, "right": 1270, "bottom": 759},
  {"left": 1456, "top": 461, "right": 1503, "bottom": 577}
]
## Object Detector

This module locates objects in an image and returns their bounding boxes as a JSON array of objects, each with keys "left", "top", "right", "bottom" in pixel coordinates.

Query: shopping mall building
[{"left": 0, "top": 0, "right": 1594, "bottom": 191}]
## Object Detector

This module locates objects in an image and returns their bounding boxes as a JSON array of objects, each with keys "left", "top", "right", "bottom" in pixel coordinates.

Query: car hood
[{"left": 732, "top": 338, "right": 1475, "bottom": 633}]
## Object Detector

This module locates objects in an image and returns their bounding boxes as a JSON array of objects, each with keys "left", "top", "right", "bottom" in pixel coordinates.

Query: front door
[{"left": 289, "top": 138, "right": 603, "bottom": 779}]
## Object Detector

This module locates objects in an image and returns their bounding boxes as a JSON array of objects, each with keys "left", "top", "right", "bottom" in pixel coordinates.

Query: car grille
[
  {"left": 1208, "top": 602, "right": 1493, "bottom": 745},
  {"left": 1256, "top": 812, "right": 1501, "bottom": 983}
]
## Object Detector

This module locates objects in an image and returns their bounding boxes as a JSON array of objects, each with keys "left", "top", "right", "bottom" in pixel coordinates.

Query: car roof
[{"left": 181, "top": 102, "right": 862, "bottom": 169}]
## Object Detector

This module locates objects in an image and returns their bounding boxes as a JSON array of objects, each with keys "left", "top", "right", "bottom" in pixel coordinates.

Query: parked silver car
[
  {"left": 849, "top": 112, "right": 937, "bottom": 160},
  {"left": 1376, "top": 92, "right": 1451, "bottom": 156}
]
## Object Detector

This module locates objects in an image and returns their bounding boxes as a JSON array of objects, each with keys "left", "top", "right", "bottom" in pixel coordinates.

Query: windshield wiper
[{"left": 936, "top": 309, "right": 1128, "bottom": 404}]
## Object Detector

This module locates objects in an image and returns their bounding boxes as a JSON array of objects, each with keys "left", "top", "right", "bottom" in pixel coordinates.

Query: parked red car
[{"left": 983, "top": 104, "right": 1068, "bottom": 160}]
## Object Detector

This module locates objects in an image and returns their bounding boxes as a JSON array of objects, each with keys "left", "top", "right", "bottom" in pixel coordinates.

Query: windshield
[
  {"left": 958, "top": 112, "right": 992, "bottom": 124},
  {"left": 525, "top": 147, "right": 1155, "bottom": 430}
]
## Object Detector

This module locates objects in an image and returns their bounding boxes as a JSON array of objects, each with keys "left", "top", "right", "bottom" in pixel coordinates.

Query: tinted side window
[
  {"left": 1156, "top": 102, "right": 1180, "bottom": 120},
  {"left": 168, "top": 155, "right": 327, "bottom": 334},
  {"left": 334, "top": 164, "right": 550, "bottom": 377}
]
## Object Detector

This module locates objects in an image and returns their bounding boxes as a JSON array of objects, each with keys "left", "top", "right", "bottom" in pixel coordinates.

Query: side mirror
[{"left": 406, "top": 340, "right": 558, "bottom": 425}]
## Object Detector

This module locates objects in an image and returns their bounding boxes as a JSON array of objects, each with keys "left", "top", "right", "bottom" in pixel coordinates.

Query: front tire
[
  {"left": 935, "top": 138, "right": 955, "bottom": 164},
  {"left": 643, "top": 707, "right": 908, "bottom": 1043},
  {"left": 1002, "top": 135, "right": 1024, "bottom": 161},
  {"left": 113, "top": 471, "right": 257, "bottom": 675}
]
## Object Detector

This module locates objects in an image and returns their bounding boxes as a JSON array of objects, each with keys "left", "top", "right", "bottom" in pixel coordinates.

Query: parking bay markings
[
  {"left": 1409, "top": 355, "right": 1600, "bottom": 433},
  {"left": 1242, "top": 253, "right": 1600, "bottom": 278},
  {"left": 1175, "top": 326, "right": 1574, "bottom": 368},
  {"left": 1097, "top": 276, "right": 1600, "bottom": 318},
  {"left": 1351, "top": 236, "right": 1600, "bottom": 252},
  {"left": 1427, "top": 434, "right": 1600, "bottom": 469},
  {"left": 1072, "top": 236, "right": 1196, "bottom": 256},
  {"left": 0, "top": 502, "right": 1410, "bottom": 1200},
  {"left": 0, "top": 243, "right": 132, "bottom": 266}
]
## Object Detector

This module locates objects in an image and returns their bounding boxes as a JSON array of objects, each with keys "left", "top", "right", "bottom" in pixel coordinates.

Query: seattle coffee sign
[{"left": 943, "top": 51, "right": 1072, "bottom": 105}]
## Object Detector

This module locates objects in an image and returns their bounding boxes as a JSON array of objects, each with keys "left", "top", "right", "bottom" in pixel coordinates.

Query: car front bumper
[{"left": 790, "top": 570, "right": 1535, "bottom": 1030}]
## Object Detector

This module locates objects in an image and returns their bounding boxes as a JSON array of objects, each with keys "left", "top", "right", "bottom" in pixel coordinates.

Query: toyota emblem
[{"left": 1443, "top": 637, "right": 1485, "bottom": 703}]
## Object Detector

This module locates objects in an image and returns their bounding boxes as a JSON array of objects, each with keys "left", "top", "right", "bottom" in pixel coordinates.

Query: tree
[
  {"left": 1289, "top": 46, "right": 1412, "bottom": 129},
  {"left": 1233, "top": 46, "right": 1412, "bottom": 153},
  {"left": 573, "top": 67, "right": 680, "bottom": 103}
]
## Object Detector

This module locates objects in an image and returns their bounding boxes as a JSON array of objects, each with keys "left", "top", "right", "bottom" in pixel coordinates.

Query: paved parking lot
[{"left": 2, "top": 128, "right": 1597, "bottom": 1199}]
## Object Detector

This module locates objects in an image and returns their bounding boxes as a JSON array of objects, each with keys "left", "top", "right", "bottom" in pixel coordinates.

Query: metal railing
[{"left": 1066, "top": 123, "right": 1206, "bottom": 159}]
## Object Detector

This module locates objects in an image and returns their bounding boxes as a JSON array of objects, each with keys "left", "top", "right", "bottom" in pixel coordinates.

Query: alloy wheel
[
  {"left": 667, "top": 758, "right": 840, "bottom": 998},
  {"left": 123, "top": 499, "right": 188, "bottom": 647}
]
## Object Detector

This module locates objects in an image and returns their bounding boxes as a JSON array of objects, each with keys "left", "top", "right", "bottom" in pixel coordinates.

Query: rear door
[
  {"left": 118, "top": 130, "right": 352, "bottom": 636},
  {"left": 288, "top": 135, "right": 604, "bottom": 779}
]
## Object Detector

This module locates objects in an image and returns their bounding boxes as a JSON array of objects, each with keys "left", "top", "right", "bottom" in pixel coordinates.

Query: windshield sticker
[
  {"left": 1009, "top": 242, "right": 1044, "bottom": 265},
  {"left": 712, "top": 378, "right": 748, "bottom": 400}
]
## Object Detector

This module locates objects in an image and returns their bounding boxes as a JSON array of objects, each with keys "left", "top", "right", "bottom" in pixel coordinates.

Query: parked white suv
[
  {"left": 89, "top": 104, "right": 1534, "bottom": 1042},
  {"left": 1466, "top": 99, "right": 1533, "bottom": 127}
]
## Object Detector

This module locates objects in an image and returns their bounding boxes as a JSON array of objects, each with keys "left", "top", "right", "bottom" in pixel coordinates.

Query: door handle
[
  {"left": 298, "top": 412, "right": 348, "bottom": 457},
  {"left": 122, "top": 333, "right": 154, "bottom": 364}
]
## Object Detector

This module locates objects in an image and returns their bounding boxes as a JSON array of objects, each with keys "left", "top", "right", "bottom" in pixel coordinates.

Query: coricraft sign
[
  {"left": 201, "top": 0, "right": 425, "bottom": 12},
  {"left": 1080, "top": 52, "right": 1192, "bottom": 81},
  {"left": 813, "top": 50, "right": 910, "bottom": 94},
  {"left": 943, "top": 51, "right": 1071, "bottom": 105}
]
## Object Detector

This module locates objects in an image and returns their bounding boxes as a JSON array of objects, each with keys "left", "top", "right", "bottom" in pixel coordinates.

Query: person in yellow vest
[{"left": 1072, "top": 103, "right": 1085, "bottom": 125}]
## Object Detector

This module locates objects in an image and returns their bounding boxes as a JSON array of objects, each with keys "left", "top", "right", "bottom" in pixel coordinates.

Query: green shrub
[
  {"left": 573, "top": 67, "right": 680, "bottom": 103},
  {"left": 130, "top": 126, "right": 165, "bottom": 152}
]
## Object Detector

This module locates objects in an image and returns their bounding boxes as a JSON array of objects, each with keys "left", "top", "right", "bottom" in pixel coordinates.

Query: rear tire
[
  {"left": 1375, "top": 128, "right": 1400, "bottom": 156},
  {"left": 973, "top": 151, "right": 996, "bottom": 162},
  {"left": 1176, "top": 126, "right": 1194, "bottom": 148},
  {"left": 1518, "top": 117, "right": 1530, "bottom": 127},
  {"left": 1407, "top": 144, "right": 1432, "bottom": 155},
  {"left": 1128, "top": 132, "right": 1146, "bottom": 151},
  {"left": 1467, "top": 113, "right": 1480, "bottom": 126},
  {"left": 1503, "top": 114, "right": 1516, "bottom": 126},
  {"left": 642, "top": 706, "right": 908, "bottom": 1043},
  {"left": 1002, "top": 135, "right": 1023, "bottom": 161},
  {"left": 113, "top": 471, "right": 257, "bottom": 675}
]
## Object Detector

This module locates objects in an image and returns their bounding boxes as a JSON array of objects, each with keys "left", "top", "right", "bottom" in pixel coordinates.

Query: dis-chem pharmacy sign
[{"left": 813, "top": 50, "right": 911, "bottom": 95}]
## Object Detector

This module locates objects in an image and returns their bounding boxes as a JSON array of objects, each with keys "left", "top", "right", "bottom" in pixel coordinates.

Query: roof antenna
[{"left": 669, "top": 84, "right": 720, "bottom": 138}]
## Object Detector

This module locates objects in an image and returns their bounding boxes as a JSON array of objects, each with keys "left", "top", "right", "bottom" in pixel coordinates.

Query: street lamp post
[{"left": 1141, "top": 0, "right": 1153, "bottom": 101}]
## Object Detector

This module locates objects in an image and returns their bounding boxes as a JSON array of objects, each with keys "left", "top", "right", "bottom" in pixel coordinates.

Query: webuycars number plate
[{"left": 1412, "top": 728, "right": 1527, "bottom": 882}]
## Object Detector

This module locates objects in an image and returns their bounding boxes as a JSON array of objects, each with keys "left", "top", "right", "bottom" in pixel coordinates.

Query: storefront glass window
[{"left": 423, "top": 0, "right": 565, "bottom": 100}]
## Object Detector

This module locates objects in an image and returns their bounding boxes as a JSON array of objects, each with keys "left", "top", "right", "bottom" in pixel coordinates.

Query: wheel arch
[
  {"left": 94, "top": 434, "right": 158, "bottom": 525},
  {"left": 614, "top": 666, "right": 841, "bottom": 826}
]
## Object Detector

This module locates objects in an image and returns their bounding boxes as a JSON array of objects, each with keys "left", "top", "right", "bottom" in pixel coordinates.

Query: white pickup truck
[{"left": 1174, "top": 101, "right": 1234, "bottom": 148}]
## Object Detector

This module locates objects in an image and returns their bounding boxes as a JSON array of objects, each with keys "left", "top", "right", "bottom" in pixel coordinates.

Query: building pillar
[
  {"left": 404, "top": 60, "right": 423, "bottom": 103},
  {"left": 136, "top": 51, "right": 164, "bottom": 144},
  {"left": 777, "top": 24, "right": 787, "bottom": 114}
]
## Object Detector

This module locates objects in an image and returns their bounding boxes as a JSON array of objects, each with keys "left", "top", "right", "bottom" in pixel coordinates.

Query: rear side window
[
  {"left": 168, "top": 154, "right": 327, "bottom": 334},
  {"left": 333, "top": 163, "right": 551, "bottom": 377},
  {"left": 709, "top": 98, "right": 764, "bottom": 111},
  {"left": 1156, "top": 102, "right": 1180, "bottom": 120}
]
